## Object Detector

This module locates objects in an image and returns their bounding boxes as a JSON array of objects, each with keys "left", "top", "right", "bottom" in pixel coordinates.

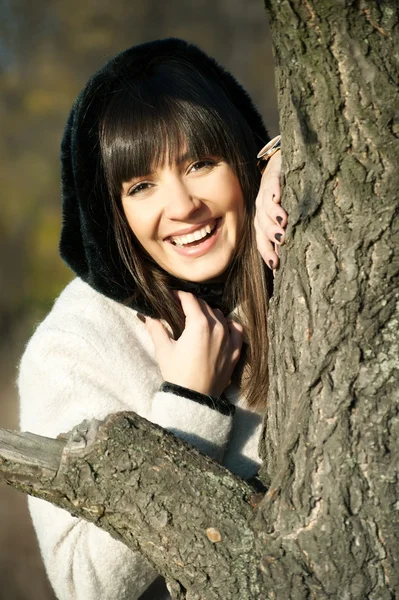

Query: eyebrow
[
  {"left": 121, "top": 151, "right": 202, "bottom": 187},
  {"left": 175, "top": 151, "right": 192, "bottom": 165}
]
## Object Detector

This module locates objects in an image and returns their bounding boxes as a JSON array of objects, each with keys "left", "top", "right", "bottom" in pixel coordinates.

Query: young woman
[{"left": 18, "top": 38, "right": 286, "bottom": 600}]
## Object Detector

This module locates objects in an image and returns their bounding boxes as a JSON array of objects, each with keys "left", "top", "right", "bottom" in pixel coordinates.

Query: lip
[
  {"left": 164, "top": 218, "right": 217, "bottom": 240},
  {"left": 166, "top": 218, "right": 222, "bottom": 257}
]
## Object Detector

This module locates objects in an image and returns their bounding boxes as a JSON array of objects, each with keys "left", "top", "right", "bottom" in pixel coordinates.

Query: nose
[{"left": 163, "top": 176, "right": 201, "bottom": 221}]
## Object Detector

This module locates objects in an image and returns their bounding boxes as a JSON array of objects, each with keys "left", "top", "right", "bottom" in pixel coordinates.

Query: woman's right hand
[{"left": 144, "top": 291, "right": 243, "bottom": 398}]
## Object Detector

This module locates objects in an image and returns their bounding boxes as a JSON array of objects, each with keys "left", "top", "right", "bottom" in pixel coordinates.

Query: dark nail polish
[
  {"left": 268, "top": 259, "right": 274, "bottom": 269},
  {"left": 275, "top": 233, "right": 282, "bottom": 242},
  {"left": 276, "top": 216, "right": 283, "bottom": 225},
  {"left": 137, "top": 313, "right": 146, "bottom": 323}
]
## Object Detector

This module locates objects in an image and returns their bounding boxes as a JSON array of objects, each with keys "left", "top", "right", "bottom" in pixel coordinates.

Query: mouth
[
  {"left": 165, "top": 218, "right": 222, "bottom": 257},
  {"left": 167, "top": 218, "right": 220, "bottom": 248}
]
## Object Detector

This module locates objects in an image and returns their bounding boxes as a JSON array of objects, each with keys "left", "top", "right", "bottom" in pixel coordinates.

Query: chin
[
  {"left": 172, "top": 261, "right": 231, "bottom": 284},
  {"left": 171, "top": 272, "right": 224, "bottom": 283}
]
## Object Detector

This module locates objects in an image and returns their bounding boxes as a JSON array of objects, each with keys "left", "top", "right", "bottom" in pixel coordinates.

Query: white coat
[{"left": 19, "top": 278, "right": 263, "bottom": 600}]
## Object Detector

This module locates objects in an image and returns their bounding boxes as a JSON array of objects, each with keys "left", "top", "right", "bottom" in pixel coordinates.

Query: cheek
[{"left": 123, "top": 206, "right": 157, "bottom": 246}]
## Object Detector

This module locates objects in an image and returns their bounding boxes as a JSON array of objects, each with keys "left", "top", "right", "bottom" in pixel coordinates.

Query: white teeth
[{"left": 170, "top": 221, "right": 216, "bottom": 246}]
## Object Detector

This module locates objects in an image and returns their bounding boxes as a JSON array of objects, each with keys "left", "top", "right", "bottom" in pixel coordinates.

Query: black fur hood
[{"left": 59, "top": 38, "right": 269, "bottom": 311}]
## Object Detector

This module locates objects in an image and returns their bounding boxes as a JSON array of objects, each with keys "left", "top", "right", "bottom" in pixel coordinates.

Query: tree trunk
[
  {"left": 1, "top": 1, "right": 398, "bottom": 599},
  {"left": 257, "top": 1, "right": 399, "bottom": 598}
]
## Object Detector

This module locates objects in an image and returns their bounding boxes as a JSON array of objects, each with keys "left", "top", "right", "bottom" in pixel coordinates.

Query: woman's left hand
[{"left": 254, "top": 150, "right": 286, "bottom": 270}]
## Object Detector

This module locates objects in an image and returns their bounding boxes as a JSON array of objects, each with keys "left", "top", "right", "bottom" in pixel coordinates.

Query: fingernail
[
  {"left": 268, "top": 259, "right": 274, "bottom": 269},
  {"left": 275, "top": 233, "right": 282, "bottom": 242},
  {"left": 137, "top": 313, "right": 146, "bottom": 323},
  {"left": 276, "top": 216, "right": 283, "bottom": 225}
]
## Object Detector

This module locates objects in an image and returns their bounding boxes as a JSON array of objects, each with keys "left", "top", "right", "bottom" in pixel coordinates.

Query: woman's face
[{"left": 121, "top": 155, "right": 245, "bottom": 282}]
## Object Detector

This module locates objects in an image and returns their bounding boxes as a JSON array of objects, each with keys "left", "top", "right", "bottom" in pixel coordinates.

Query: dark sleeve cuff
[{"left": 159, "top": 381, "right": 235, "bottom": 417}]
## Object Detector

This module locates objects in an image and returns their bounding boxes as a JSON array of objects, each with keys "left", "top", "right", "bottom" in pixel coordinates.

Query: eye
[
  {"left": 189, "top": 159, "right": 217, "bottom": 173},
  {"left": 126, "top": 181, "right": 152, "bottom": 197}
]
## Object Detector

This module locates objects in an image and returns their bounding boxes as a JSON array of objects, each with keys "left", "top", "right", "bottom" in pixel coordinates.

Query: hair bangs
[{"left": 100, "top": 68, "right": 251, "bottom": 199}]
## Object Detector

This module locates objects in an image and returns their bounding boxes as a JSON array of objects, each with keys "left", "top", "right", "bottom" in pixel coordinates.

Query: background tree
[{"left": 1, "top": 1, "right": 398, "bottom": 599}]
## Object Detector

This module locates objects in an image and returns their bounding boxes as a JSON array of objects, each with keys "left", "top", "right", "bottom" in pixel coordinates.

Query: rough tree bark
[
  {"left": 0, "top": 415, "right": 262, "bottom": 600},
  {"left": 0, "top": 1, "right": 398, "bottom": 599},
  {"left": 257, "top": 1, "right": 399, "bottom": 598}
]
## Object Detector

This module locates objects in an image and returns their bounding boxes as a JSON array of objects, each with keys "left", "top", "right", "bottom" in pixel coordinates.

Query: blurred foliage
[
  {"left": 0, "top": 3, "right": 277, "bottom": 598},
  {"left": 0, "top": 0, "right": 278, "bottom": 346}
]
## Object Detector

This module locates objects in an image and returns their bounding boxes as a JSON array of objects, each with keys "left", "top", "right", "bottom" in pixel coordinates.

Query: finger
[
  {"left": 144, "top": 317, "right": 173, "bottom": 353},
  {"left": 197, "top": 300, "right": 228, "bottom": 334},
  {"left": 261, "top": 174, "right": 281, "bottom": 205},
  {"left": 210, "top": 306, "right": 229, "bottom": 334},
  {"left": 254, "top": 212, "right": 286, "bottom": 247},
  {"left": 209, "top": 302, "right": 227, "bottom": 326},
  {"left": 256, "top": 190, "right": 287, "bottom": 230},
  {"left": 266, "top": 202, "right": 288, "bottom": 228},
  {"left": 254, "top": 221, "right": 279, "bottom": 270},
  {"left": 213, "top": 307, "right": 227, "bottom": 323},
  {"left": 175, "top": 291, "right": 211, "bottom": 330},
  {"left": 272, "top": 186, "right": 282, "bottom": 204},
  {"left": 261, "top": 150, "right": 282, "bottom": 199},
  {"left": 175, "top": 290, "right": 202, "bottom": 315}
]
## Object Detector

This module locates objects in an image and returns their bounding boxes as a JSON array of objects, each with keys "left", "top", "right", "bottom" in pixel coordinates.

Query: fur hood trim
[{"left": 59, "top": 38, "right": 269, "bottom": 310}]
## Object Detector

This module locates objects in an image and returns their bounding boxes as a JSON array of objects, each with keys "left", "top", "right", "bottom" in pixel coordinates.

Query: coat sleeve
[
  {"left": 27, "top": 497, "right": 163, "bottom": 600},
  {"left": 150, "top": 382, "right": 235, "bottom": 461},
  {"left": 18, "top": 322, "right": 234, "bottom": 600}
]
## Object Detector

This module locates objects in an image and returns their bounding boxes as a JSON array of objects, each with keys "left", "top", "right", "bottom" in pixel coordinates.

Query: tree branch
[{"left": 0, "top": 412, "right": 264, "bottom": 600}]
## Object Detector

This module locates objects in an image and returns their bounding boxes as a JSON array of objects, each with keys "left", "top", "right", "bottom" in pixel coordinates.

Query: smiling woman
[{"left": 18, "top": 38, "right": 284, "bottom": 600}]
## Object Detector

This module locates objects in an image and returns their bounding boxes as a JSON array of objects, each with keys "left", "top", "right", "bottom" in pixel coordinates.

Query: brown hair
[{"left": 99, "top": 57, "right": 271, "bottom": 409}]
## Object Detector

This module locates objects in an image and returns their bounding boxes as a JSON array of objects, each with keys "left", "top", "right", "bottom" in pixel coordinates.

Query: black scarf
[{"left": 169, "top": 278, "right": 226, "bottom": 313}]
